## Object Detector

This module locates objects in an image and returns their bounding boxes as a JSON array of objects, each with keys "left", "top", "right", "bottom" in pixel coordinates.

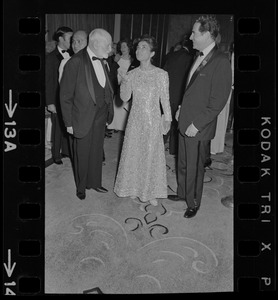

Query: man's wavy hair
[
  {"left": 52, "top": 26, "right": 73, "bottom": 42},
  {"left": 195, "top": 15, "right": 220, "bottom": 41}
]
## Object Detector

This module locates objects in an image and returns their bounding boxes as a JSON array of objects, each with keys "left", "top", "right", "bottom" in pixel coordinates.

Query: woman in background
[{"left": 107, "top": 38, "right": 133, "bottom": 132}]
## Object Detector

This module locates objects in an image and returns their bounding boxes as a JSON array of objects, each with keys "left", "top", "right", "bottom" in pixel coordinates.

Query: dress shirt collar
[
  {"left": 57, "top": 46, "right": 64, "bottom": 54},
  {"left": 87, "top": 46, "right": 100, "bottom": 61},
  {"left": 201, "top": 42, "right": 216, "bottom": 58},
  {"left": 57, "top": 46, "right": 70, "bottom": 58}
]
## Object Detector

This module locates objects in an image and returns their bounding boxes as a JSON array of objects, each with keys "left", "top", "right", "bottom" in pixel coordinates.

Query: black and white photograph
[
  {"left": 45, "top": 13, "right": 234, "bottom": 293},
  {"left": 3, "top": 0, "right": 276, "bottom": 295}
]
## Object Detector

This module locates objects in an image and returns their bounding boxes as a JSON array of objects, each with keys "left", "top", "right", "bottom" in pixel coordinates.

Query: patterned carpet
[{"left": 45, "top": 132, "right": 233, "bottom": 294}]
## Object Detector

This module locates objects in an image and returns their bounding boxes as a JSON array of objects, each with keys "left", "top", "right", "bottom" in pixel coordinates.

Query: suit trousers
[
  {"left": 51, "top": 112, "right": 70, "bottom": 160},
  {"left": 73, "top": 103, "right": 108, "bottom": 194},
  {"left": 177, "top": 133, "right": 210, "bottom": 208}
]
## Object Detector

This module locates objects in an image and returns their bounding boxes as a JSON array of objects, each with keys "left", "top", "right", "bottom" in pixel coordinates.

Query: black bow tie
[
  {"left": 92, "top": 56, "right": 108, "bottom": 62},
  {"left": 198, "top": 51, "right": 204, "bottom": 56},
  {"left": 92, "top": 56, "right": 102, "bottom": 61},
  {"left": 61, "top": 50, "right": 68, "bottom": 53}
]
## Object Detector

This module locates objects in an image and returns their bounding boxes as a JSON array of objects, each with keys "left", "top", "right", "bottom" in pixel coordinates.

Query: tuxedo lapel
[
  {"left": 186, "top": 46, "right": 218, "bottom": 90},
  {"left": 83, "top": 50, "right": 96, "bottom": 105},
  {"left": 54, "top": 47, "right": 64, "bottom": 62}
]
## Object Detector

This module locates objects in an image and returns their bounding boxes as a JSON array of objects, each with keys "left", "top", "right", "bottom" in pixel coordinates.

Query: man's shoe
[
  {"left": 168, "top": 195, "right": 185, "bottom": 201},
  {"left": 195, "top": 205, "right": 200, "bottom": 211},
  {"left": 53, "top": 158, "right": 63, "bottom": 165},
  {"left": 204, "top": 158, "right": 212, "bottom": 169},
  {"left": 184, "top": 207, "right": 198, "bottom": 218},
  {"left": 77, "top": 191, "right": 86, "bottom": 200},
  {"left": 93, "top": 187, "right": 108, "bottom": 193}
]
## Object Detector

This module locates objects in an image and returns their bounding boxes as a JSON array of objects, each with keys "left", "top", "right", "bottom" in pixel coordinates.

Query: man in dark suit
[
  {"left": 163, "top": 38, "right": 194, "bottom": 155},
  {"left": 46, "top": 26, "right": 73, "bottom": 164},
  {"left": 168, "top": 15, "right": 232, "bottom": 218},
  {"left": 60, "top": 28, "right": 114, "bottom": 200}
]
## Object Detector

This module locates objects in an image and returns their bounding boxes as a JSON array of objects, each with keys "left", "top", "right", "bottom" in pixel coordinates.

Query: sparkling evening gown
[{"left": 114, "top": 67, "right": 172, "bottom": 202}]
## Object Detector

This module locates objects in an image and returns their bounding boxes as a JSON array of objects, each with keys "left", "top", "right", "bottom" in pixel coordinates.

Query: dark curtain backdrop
[
  {"left": 120, "top": 14, "right": 169, "bottom": 68},
  {"left": 46, "top": 14, "right": 115, "bottom": 42}
]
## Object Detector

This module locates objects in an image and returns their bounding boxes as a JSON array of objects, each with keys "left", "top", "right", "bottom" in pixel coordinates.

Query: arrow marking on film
[{"left": 4, "top": 249, "right": 16, "bottom": 277}]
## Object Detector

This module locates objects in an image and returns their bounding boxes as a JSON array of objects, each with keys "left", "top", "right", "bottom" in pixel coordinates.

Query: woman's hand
[
  {"left": 118, "top": 69, "right": 129, "bottom": 83},
  {"left": 163, "top": 120, "right": 171, "bottom": 134},
  {"left": 114, "top": 53, "right": 121, "bottom": 63}
]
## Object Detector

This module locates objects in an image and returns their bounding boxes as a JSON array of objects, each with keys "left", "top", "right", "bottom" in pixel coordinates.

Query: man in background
[
  {"left": 163, "top": 37, "right": 194, "bottom": 155},
  {"left": 72, "top": 30, "right": 88, "bottom": 54},
  {"left": 46, "top": 26, "right": 73, "bottom": 164}
]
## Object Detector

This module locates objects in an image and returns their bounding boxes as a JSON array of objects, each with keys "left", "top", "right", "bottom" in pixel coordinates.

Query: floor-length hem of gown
[{"left": 114, "top": 191, "right": 168, "bottom": 203}]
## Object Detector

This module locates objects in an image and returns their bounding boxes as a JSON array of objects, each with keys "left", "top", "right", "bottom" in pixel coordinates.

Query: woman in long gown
[{"left": 114, "top": 35, "right": 172, "bottom": 206}]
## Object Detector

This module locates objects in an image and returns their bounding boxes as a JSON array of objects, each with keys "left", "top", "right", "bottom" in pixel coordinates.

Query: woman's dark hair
[
  {"left": 138, "top": 34, "right": 158, "bottom": 54},
  {"left": 117, "top": 38, "right": 133, "bottom": 56},
  {"left": 52, "top": 26, "right": 73, "bottom": 42},
  {"left": 195, "top": 15, "right": 220, "bottom": 40}
]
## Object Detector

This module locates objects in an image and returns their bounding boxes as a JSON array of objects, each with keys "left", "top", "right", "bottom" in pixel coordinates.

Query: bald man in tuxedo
[{"left": 60, "top": 28, "right": 114, "bottom": 200}]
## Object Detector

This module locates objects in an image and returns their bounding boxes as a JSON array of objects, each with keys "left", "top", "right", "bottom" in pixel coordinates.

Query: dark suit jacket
[
  {"left": 45, "top": 47, "right": 64, "bottom": 106},
  {"left": 59, "top": 48, "right": 114, "bottom": 139},
  {"left": 163, "top": 48, "right": 194, "bottom": 113},
  {"left": 178, "top": 47, "right": 232, "bottom": 140}
]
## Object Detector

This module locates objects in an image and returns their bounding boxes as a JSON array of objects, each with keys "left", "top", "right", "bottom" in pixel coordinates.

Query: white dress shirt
[
  {"left": 57, "top": 46, "right": 70, "bottom": 59},
  {"left": 58, "top": 57, "right": 71, "bottom": 83},
  {"left": 87, "top": 47, "right": 106, "bottom": 88},
  {"left": 187, "top": 42, "right": 216, "bottom": 84}
]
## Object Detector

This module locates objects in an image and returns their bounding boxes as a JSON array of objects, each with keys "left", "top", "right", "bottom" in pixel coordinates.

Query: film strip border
[
  {"left": 3, "top": 4, "right": 45, "bottom": 295},
  {"left": 234, "top": 14, "right": 276, "bottom": 292},
  {"left": 3, "top": 4, "right": 276, "bottom": 296}
]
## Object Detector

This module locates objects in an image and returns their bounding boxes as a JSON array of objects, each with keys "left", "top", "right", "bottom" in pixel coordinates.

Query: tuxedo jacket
[
  {"left": 45, "top": 47, "right": 64, "bottom": 106},
  {"left": 163, "top": 48, "right": 194, "bottom": 112},
  {"left": 178, "top": 47, "right": 232, "bottom": 140},
  {"left": 59, "top": 48, "right": 114, "bottom": 139}
]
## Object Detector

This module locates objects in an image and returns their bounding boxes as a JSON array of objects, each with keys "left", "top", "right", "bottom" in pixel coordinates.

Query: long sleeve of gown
[
  {"left": 160, "top": 71, "right": 172, "bottom": 122},
  {"left": 120, "top": 72, "right": 133, "bottom": 102}
]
